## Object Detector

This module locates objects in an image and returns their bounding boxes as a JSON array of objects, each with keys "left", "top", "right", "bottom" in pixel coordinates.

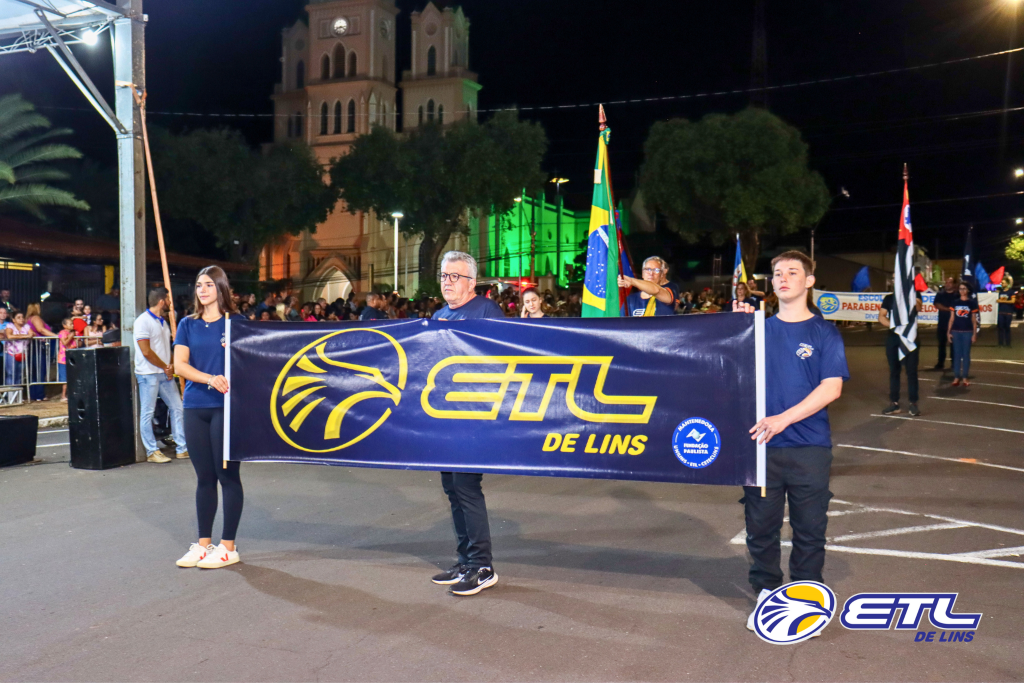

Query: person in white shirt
[{"left": 134, "top": 287, "right": 188, "bottom": 463}]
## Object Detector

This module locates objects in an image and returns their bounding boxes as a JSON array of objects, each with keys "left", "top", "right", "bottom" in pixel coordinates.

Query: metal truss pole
[{"left": 112, "top": 0, "right": 145, "bottom": 461}]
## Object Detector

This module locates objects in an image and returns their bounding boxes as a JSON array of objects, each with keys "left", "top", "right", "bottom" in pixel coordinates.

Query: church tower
[
  {"left": 402, "top": 2, "right": 480, "bottom": 129},
  {"left": 267, "top": 0, "right": 400, "bottom": 301}
]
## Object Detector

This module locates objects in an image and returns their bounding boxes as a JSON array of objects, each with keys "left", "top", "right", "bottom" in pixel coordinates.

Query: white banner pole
[{"left": 755, "top": 304, "right": 767, "bottom": 490}]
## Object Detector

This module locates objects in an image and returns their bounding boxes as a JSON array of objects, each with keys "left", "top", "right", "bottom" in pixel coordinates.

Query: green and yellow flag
[{"left": 582, "top": 106, "right": 620, "bottom": 318}]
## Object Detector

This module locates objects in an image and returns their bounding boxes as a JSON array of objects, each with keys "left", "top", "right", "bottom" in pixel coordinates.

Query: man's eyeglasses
[
  {"left": 439, "top": 272, "right": 474, "bottom": 283},
  {"left": 642, "top": 267, "right": 663, "bottom": 274}
]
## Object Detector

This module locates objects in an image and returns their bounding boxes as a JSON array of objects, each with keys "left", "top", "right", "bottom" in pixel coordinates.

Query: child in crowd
[{"left": 57, "top": 317, "right": 77, "bottom": 402}]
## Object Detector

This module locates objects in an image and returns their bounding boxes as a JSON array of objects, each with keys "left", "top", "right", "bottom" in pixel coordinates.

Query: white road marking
[
  {"left": 729, "top": 498, "right": 1024, "bottom": 569},
  {"left": 836, "top": 444, "right": 1024, "bottom": 474},
  {"left": 38, "top": 429, "right": 69, "bottom": 435},
  {"left": 830, "top": 522, "right": 970, "bottom": 543},
  {"left": 930, "top": 396, "right": 1024, "bottom": 410},
  {"left": 919, "top": 378, "right": 1024, "bottom": 390},
  {"left": 954, "top": 546, "right": 1024, "bottom": 559},
  {"left": 37, "top": 443, "right": 70, "bottom": 448},
  {"left": 870, "top": 413, "right": 1024, "bottom": 435},
  {"left": 970, "top": 369, "right": 1024, "bottom": 377},
  {"left": 971, "top": 359, "right": 1024, "bottom": 366}
]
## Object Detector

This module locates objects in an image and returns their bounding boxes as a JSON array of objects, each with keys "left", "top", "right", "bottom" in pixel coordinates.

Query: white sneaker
[
  {"left": 147, "top": 451, "right": 172, "bottom": 463},
  {"left": 176, "top": 543, "right": 215, "bottom": 568},
  {"left": 747, "top": 588, "right": 772, "bottom": 631},
  {"left": 196, "top": 543, "right": 240, "bottom": 569}
]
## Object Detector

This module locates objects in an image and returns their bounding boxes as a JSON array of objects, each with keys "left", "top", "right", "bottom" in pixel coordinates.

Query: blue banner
[{"left": 225, "top": 314, "right": 765, "bottom": 486}]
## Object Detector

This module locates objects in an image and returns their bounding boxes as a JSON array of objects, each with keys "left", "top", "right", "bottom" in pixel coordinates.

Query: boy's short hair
[{"left": 771, "top": 250, "right": 815, "bottom": 276}]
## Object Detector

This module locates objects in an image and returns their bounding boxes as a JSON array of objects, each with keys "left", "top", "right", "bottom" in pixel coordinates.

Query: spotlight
[{"left": 81, "top": 29, "right": 98, "bottom": 46}]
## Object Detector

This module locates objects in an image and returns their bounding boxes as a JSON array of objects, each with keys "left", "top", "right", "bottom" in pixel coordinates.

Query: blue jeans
[
  {"left": 951, "top": 331, "right": 973, "bottom": 379},
  {"left": 4, "top": 354, "right": 22, "bottom": 386},
  {"left": 137, "top": 373, "right": 187, "bottom": 455}
]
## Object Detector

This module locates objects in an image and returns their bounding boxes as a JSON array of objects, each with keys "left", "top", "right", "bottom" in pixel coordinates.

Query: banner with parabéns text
[
  {"left": 813, "top": 290, "right": 997, "bottom": 325},
  {"left": 225, "top": 314, "right": 765, "bottom": 487}
]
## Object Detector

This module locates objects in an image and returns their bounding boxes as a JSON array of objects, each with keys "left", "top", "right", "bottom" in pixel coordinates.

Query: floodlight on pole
[
  {"left": 1016, "top": 168, "right": 1024, "bottom": 178},
  {"left": 391, "top": 212, "right": 403, "bottom": 293},
  {"left": 1017, "top": 218, "right": 1023, "bottom": 224},
  {"left": 513, "top": 196, "right": 522, "bottom": 203},
  {"left": 81, "top": 29, "right": 98, "bottom": 45}
]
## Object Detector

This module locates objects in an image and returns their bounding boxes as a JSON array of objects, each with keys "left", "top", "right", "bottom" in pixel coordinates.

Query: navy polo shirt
[
  {"left": 175, "top": 314, "right": 242, "bottom": 409},
  {"left": 765, "top": 314, "right": 849, "bottom": 448}
]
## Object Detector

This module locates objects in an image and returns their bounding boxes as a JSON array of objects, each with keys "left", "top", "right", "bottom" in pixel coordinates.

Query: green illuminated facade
[{"left": 470, "top": 194, "right": 627, "bottom": 287}]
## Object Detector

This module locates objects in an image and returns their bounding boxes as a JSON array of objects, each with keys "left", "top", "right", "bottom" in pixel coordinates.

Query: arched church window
[
  {"left": 427, "top": 46, "right": 436, "bottom": 76},
  {"left": 348, "top": 51, "right": 357, "bottom": 77},
  {"left": 320, "top": 54, "right": 330, "bottom": 81},
  {"left": 347, "top": 100, "right": 356, "bottom": 133},
  {"left": 333, "top": 44, "right": 345, "bottom": 78},
  {"left": 296, "top": 60, "right": 305, "bottom": 88},
  {"left": 427, "top": 99, "right": 435, "bottom": 122},
  {"left": 382, "top": 56, "right": 389, "bottom": 82},
  {"left": 333, "top": 101, "right": 342, "bottom": 134},
  {"left": 287, "top": 115, "right": 294, "bottom": 138},
  {"left": 295, "top": 111, "right": 303, "bottom": 137},
  {"left": 438, "top": 105, "right": 444, "bottom": 125},
  {"left": 320, "top": 102, "right": 328, "bottom": 135},
  {"left": 418, "top": 106, "right": 424, "bottom": 126}
]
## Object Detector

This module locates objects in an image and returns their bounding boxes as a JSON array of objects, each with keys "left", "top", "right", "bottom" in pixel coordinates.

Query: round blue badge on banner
[
  {"left": 816, "top": 293, "right": 840, "bottom": 315},
  {"left": 672, "top": 418, "right": 721, "bottom": 468}
]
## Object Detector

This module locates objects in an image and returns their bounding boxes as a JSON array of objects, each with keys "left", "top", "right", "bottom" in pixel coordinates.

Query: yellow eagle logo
[{"left": 270, "top": 328, "right": 407, "bottom": 453}]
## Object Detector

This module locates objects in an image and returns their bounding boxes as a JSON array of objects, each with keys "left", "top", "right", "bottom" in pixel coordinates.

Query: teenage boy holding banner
[{"left": 734, "top": 251, "right": 849, "bottom": 632}]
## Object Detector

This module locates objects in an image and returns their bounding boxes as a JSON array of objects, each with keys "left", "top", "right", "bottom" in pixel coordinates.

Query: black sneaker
[
  {"left": 930, "top": 364, "right": 944, "bottom": 371},
  {"left": 449, "top": 566, "right": 498, "bottom": 596},
  {"left": 908, "top": 403, "right": 921, "bottom": 417},
  {"left": 431, "top": 563, "right": 467, "bottom": 585},
  {"left": 882, "top": 402, "right": 901, "bottom": 415}
]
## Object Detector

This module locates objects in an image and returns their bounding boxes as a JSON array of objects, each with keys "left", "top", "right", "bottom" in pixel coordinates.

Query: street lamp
[
  {"left": 1017, "top": 218, "right": 1023, "bottom": 224},
  {"left": 550, "top": 178, "right": 569, "bottom": 282},
  {"left": 1015, "top": 168, "right": 1024, "bottom": 178},
  {"left": 391, "top": 211, "right": 403, "bottom": 293},
  {"left": 811, "top": 187, "right": 850, "bottom": 262}
]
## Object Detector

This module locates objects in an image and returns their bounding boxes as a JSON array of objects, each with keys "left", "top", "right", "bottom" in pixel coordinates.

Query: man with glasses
[
  {"left": 618, "top": 256, "right": 679, "bottom": 317},
  {"left": 430, "top": 251, "right": 503, "bottom": 596}
]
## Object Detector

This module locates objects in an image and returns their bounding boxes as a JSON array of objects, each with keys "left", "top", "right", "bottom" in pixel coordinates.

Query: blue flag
[
  {"left": 851, "top": 266, "right": 870, "bottom": 292},
  {"left": 975, "top": 261, "right": 988, "bottom": 293}
]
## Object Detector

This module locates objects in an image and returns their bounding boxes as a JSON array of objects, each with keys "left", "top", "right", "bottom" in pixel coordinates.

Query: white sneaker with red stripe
[
  {"left": 196, "top": 543, "right": 240, "bottom": 569},
  {"left": 176, "top": 543, "right": 215, "bottom": 568}
]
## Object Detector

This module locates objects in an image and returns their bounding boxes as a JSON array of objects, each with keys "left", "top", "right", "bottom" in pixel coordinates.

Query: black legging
[{"left": 184, "top": 407, "right": 243, "bottom": 541}]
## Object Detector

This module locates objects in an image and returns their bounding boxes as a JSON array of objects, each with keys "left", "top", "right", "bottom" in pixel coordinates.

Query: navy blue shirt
[
  {"left": 175, "top": 314, "right": 241, "bottom": 409},
  {"left": 432, "top": 295, "right": 505, "bottom": 320},
  {"left": 765, "top": 314, "right": 849, "bottom": 449},
  {"left": 933, "top": 290, "right": 957, "bottom": 327},
  {"left": 950, "top": 297, "right": 978, "bottom": 332},
  {"left": 359, "top": 306, "right": 389, "bottom": 321},
  {"left": 627, "top": 282, "right": 679, "bottom": 317}
]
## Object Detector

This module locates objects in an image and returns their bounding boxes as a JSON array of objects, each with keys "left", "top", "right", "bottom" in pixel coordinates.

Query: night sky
[{"left": 1, "top": 0, "right": 1021, "bottom": 272}]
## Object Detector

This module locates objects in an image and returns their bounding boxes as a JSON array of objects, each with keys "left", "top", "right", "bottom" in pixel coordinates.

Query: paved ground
[{"left": 1, "top": 325, "right": 1022, "bottom": 682}]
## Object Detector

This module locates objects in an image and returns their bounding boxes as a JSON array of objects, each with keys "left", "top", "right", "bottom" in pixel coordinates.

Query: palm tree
[{"left": 0, "top": 93, "right": 90, "bottom": 218}]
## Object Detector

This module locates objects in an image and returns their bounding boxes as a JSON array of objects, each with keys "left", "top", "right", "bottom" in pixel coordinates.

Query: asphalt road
[{"left": 1, "top": 326, "right": 1022, "bottom": 682}]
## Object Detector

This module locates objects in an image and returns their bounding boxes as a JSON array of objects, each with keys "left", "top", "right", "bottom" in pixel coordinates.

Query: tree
[
  {"left": 150, "top": 127, "right": 337, "bottom": 262},
  {"left": 330, "top": 111, "right": 548, "bottom": 281},
  {"left": 640, "top": 107, "right": 830, "bottom": 271},
  {"left": 1007, "top": 236, "right": 1024, "bottom": 264},
  {"left": 0, "top": 94, "right": 89, "bottom": 218}
]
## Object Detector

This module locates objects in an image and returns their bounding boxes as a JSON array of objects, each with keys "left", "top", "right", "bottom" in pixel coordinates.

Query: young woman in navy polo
[{"left": 171, "top": 266, "right": 245, "bottom": 569}]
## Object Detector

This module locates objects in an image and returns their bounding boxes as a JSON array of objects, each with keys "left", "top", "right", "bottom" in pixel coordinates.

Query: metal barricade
[{"left": 0, "top": 336, "right": 99, "bottom": 402}]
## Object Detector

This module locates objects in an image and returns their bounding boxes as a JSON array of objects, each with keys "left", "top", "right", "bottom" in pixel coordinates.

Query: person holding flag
[
  {"left": 618, "top": 256, "right": 678, "bottom": 317},
  {"left": 880, "top": 166, "right": 921, "bottom": 417},
  {"left": 582, "top": 106, "right": 622, "bottom": 318}
]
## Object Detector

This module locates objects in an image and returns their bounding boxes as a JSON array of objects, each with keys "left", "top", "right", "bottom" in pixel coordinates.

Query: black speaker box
[
  {"left": 67, "top": 347, "right": 137, "bottom": 470},
  {"left": 0, "top": 414, "right": 37, "bottom": 467}
]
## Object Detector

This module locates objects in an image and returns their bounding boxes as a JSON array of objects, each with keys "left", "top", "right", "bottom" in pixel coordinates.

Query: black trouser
[
  {"left": 184, "top": 407, "right": 243, "bottom": 541},
  {"left": 742, "top": 446, "right": 833, "bottom": 594},
  {"left": 885, "top": 332, "right": 918, "bottom": 403},
  {"left": 935, "top": 321, "right": 949, "bottom": 366},
  {"left": 998, "top": 314, "right": 1012, "bottom": 347},
  {"left": 440, "top": 472, "right": 492, "bottom": 568}
]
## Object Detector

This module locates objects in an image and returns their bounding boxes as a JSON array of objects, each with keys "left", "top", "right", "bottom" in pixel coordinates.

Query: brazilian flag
[{"left": 582, "top": 124, "right": 620, "bottom": 317}]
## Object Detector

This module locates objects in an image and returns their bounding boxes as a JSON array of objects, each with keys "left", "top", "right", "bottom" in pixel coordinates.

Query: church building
[{"left": 262, "top": 1, "right": 588, "bottom": 301}]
